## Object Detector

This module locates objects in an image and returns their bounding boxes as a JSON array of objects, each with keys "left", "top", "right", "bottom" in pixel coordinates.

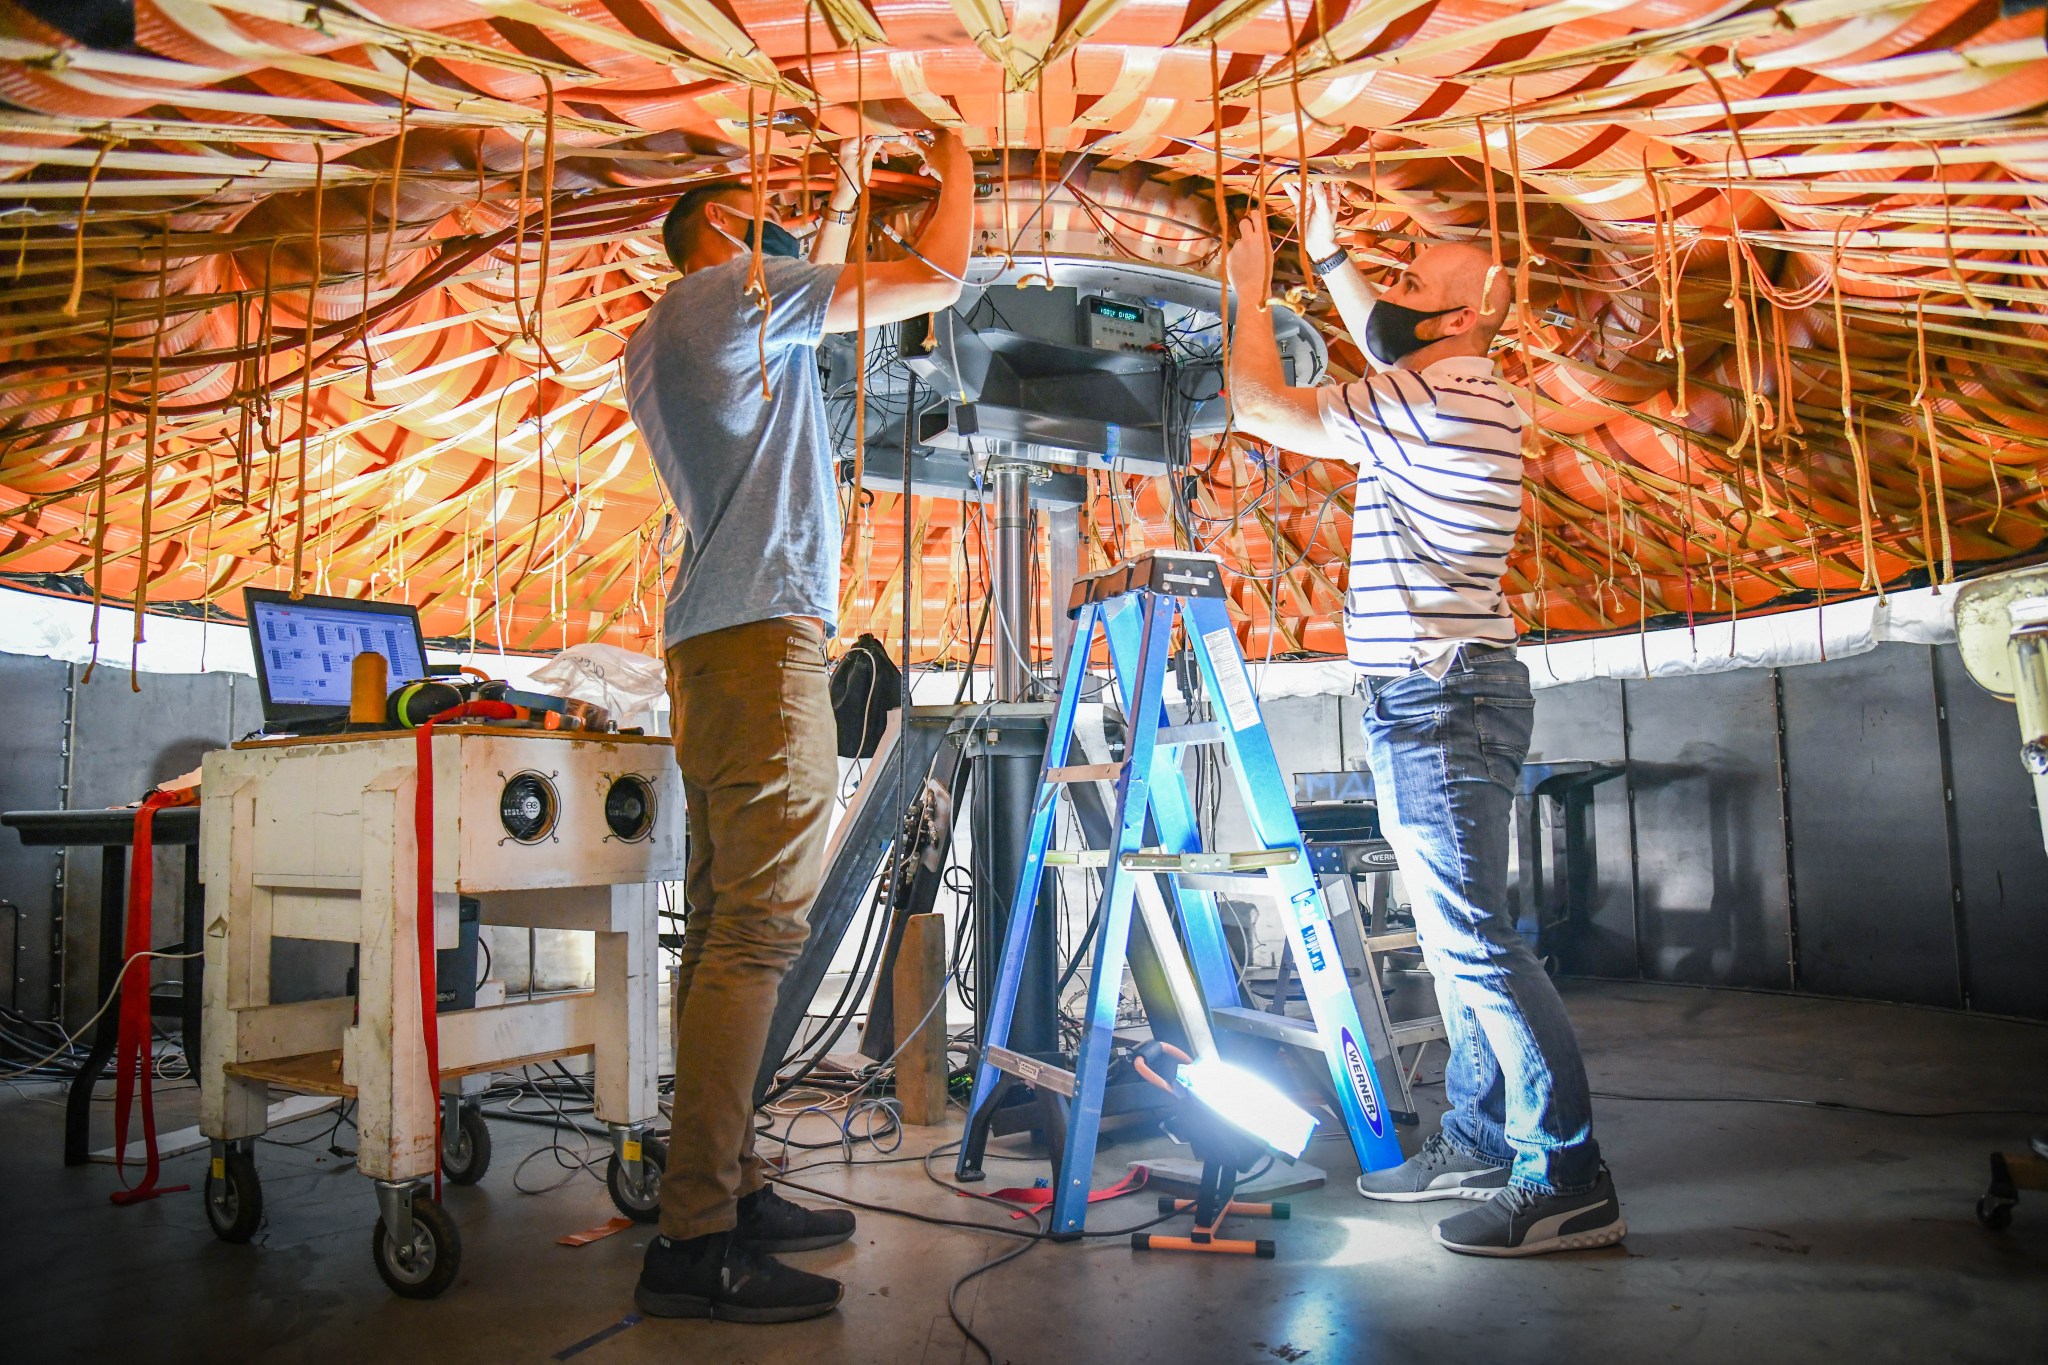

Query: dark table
[
  {"left": 1516, "top": 761, "right": 1627, "bottom": 966},
  {"left": 2, "top": 807, "right": 202, "bottom": 1165}
]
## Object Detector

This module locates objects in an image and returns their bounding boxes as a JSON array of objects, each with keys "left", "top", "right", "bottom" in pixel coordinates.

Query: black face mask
[
  {"left": 717, "top": 215, "right": 803, "bottom": 259},
  {"left": 1365, "top": 297, "right": 1463, "bottom": 365}
]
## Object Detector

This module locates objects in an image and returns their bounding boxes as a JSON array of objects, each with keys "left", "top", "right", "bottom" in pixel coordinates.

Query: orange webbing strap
[
  {"left": 109, "top": 788, "right": 198, "bottom": 1206},
  {"left": 973, "top": 1167, "right": 1147, "bottom": 1219},
  {"left": 406, "top": 697, "right": 521, "bottom": 1199},
  {"left": 415, "top": 723, "right": 448, "bottom": 1200}
]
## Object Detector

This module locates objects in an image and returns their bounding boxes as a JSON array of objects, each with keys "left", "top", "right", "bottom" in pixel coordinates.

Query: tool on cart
[
  {"left": 955, "top": 551, "right": 1404, "bottom": 1238},
  {"left": 1129, "top": 1041, "right": 1295, "bottom": 1259}
]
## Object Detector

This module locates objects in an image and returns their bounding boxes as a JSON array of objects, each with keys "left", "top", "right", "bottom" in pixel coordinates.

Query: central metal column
[
  {"left": 973, "top": 460, "right": 1058, "bottom": 1055},
  {"left": 991, "top": 464, "right": 1033, "bottom": 702}
]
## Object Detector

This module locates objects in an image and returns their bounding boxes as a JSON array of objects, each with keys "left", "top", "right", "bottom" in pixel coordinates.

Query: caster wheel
[
  {"left": 203, "top": 1148, "right": 263, "bottom": 1243},
  {"left": 442, "top": 1107, "right": 492, "bottom": 1186},
  {"left": 606, "top": 1136, "right": 666, "bottom": 1223},
  {"left": 372, "top": 1195, "right": 462, "bottom": 1299},
  {"left": 1978, "top": 1196, "right": 2015, "bottom": 1231}
]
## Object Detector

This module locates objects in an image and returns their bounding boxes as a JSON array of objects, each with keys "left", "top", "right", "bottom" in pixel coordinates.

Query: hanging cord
[
  {"left": 511, "top": 130, "right": 532, "bottom": 344},
  {"left": 1474, "top": 116, "right": 1507, "bottom": 322},
  {"left": 1279, "top": 0, "right": 1312, "bottom": 289},
  {"left": 83, "top": 309, "right": 118, "bottom": 685},
  {"left": 1036, "top": 77, "right": 1054, "bottom": 281},
  {"left": 290, "top": 145, "right": 325, "bottom": 598},
  {"left": 380, "top": 46, "right": 416, "bottom": 277},
  {"left": 746, "top": 84, "right": 777, "bottom": 399},
  {"left": 1209, "top": 41, "right": 1232, "bottom": 435},
  {"left": 356, "top": 183, "right": 378, "bottom": 403},
  {"left": 1503, "top": 81, "right": 1542, "bottom": 340},
  {"left": 133, "top": 221, "right": 170, "bottom": 687},
  {"left": 1826, "top": 221, "right": 1881, "bottom": 592},
  {"left": 843, "top": 48, "right": 870, "bottom": 549},
  {"left": 1916, "top": 137, "right": 1991, "bottom": 320},
  {"left": 63, "top": 137, "right": 115, "bottom": 317},
  {"left": 1913, "top": 299, "right": 1955, "bottom": 584},
  {"left": 530, "top": 72, "right": 562, "bottom": 371}
]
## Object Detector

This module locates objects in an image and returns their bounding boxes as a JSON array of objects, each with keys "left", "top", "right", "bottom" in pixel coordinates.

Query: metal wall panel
[
  {"left": 1934, "top": 645, "right": 2048, "bottom": 1018},
  {"left": 62, "top": 666, "right": 236, "bottom": 1026},
  {"left": 0, "top": 653, "right": 72, "bottom": 1015},
  {"left": 1623, "top": 668, "right": 1792, "bottom": 990},
  {"left": 1780, "top": 645, "right": 1961, "bottom": 1008},
  {"left": 1525, "top": 680, "right": 1637, "bottom": 978}
]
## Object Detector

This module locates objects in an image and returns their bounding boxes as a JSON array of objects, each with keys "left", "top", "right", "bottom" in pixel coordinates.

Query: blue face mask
[{"left": 717, "top": 215, "right": 802, "bottom": 259}]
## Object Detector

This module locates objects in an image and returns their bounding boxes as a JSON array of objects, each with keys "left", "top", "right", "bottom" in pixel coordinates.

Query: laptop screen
[{"left": 246, "top": 591, "right": 429, "bottom": 710}]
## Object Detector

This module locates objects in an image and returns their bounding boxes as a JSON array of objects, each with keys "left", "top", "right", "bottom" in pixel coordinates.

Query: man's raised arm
[
  {"left": 1224, "top": 211, "right": 1332, "bottom": 457},
  {"left": 822, "top": 132, "right": 975, "bottom": 333}
]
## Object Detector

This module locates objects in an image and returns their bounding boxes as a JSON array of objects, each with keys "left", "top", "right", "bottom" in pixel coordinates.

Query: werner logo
[
  {"left": 1299, "top": 923, "right": 1327, "bottom": 974},
  {"left": 1359, "top": 847, "right": 1398, "bottom": 870},
  {"left": 1340, "top": 1029, "right": 1384, "bottom": 1138}
]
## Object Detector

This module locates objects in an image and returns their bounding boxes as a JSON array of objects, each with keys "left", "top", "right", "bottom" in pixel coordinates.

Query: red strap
[
  {"left": 414, "top": 724, "right": 445, "bottom": 1200},
  {"left": 966, "top": 1168, "right": 1147, "bottom": 1219},
  {"left": 109, "top": 790, "right": 195, "bottom": 1206}
]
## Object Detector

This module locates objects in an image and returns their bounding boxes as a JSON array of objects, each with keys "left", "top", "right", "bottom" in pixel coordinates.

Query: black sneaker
[
  {"left": 634, "top": 1231, "right": 843, "bottom": 1323},
  {"left": 1356, "top": 1133, "right": 1511, "bottom": 1203},
  {"left": 736, "top": 1184, "right": 857, "bottom": 1253},
  {"left": 1432, "top": 1167, "right": 1626, "bottom": 1257}
]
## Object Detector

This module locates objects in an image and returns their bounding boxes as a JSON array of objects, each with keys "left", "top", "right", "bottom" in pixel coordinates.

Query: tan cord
[
  {"left": 62, "top": 138, "right": 114, "bottom": 317},
  {"left": 290, "top": 147, "right": 325, "bottom": 599}
]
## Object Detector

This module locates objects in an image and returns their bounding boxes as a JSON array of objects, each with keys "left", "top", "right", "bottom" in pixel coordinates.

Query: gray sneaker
[
  {"left": 1433, "top": 1167, "right": 1626, "bottom": 1257},
  {"left": 1355, "top": 1133, "right": 1511, "bottom": 1203}
]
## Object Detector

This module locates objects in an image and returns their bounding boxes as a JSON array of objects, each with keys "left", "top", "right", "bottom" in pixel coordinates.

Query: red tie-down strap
[
  {"left": 412, "top": 703, "right": 518, "bottom": 1200},
  {"left": 964, "top": 1167, "right": 1149, "bottom": 1219},
  {"left": 414, "top": 723, "right": 448, "bottom": 1200},
  {"left": 109, "top": 787, "right": 199, "bottom": 1206}
]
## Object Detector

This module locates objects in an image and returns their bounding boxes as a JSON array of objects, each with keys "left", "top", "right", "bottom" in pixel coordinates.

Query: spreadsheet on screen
[{"left": 252, "top": 601, "right": 428, "bottom": 707}]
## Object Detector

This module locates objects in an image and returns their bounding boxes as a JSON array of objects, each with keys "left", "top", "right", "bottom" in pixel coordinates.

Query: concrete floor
[{"left": 5, "top": 979, "right": 2046, "bottom": 1365}]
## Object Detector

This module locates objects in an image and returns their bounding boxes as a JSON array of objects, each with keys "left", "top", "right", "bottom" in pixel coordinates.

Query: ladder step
[
  {"left": 1157, "top": 722, "right": 1226, "bottom": 747},
  {"left": 1128, "top": 849, "right": 1297, "bottom": 872},
  {"left": 1390, "top": 1019, "right": 1447, "bottom": 1048},
  {"left": 1176, "top": 871, "right": 1282, "bottom": 899},
  {"left": 1211, "top": 1006, "right": 1324, "bottom": 1050},
  {"left": 1039, "top": 849, "right": 1301, "bottom": 873},
  {"left": 1046, "top": 763, "right": 1125, "bottom": 784},
  {"left": 1365, "top": 930, "right": 1419, "bottom": 952},
  {"left": 986, "top": 1045, "right": 1077, "bottom": 1098}
]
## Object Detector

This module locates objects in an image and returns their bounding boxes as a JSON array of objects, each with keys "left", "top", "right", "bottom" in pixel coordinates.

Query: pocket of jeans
[
  {"left": 1474, "top": 695, "right": 1540, "bottom": 769},
  {"left": 1368, "top": 678, "right": 1445, "bottom": 733}
]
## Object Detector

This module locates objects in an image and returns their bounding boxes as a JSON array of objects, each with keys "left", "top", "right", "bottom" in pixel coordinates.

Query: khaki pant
[{"left": 658, "top": 617, "right": 836, "bottom": 1240}]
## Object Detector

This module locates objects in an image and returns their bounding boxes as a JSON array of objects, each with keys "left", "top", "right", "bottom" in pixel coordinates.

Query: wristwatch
[
  {"left": 825, "top": 206, "right": 854, "bottom": 226},
  {"left": 1310, "top": 247, "right": 1351, "bottom": 278}
]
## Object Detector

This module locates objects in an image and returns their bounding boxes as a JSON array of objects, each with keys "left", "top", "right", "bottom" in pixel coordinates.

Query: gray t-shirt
[{"left": 623, "top": 255, "right": 845, "bottom": 647}]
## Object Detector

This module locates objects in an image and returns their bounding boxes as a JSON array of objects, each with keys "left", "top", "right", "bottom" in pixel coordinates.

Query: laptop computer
[{"left": 243, "top": 587, "right": 433, "bottom": 734}]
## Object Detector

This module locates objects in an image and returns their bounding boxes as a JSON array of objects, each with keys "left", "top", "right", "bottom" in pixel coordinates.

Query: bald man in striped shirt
[{"left": 1225, "top": 192, "right": 1624, "bottom": 1258}]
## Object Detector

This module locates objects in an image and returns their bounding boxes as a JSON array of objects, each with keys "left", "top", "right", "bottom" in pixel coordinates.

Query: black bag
[{"left": 829, "top": 632, "right": 902, "bottom": 758}]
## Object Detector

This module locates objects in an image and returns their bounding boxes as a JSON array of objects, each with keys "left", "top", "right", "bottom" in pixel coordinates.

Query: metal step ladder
[{"left": 954, "top": 551, "right": 1405, "bottom": 1235}]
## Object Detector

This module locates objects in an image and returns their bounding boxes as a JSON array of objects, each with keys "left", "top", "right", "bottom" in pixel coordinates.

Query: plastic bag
[{"left": 530, "top": 643, "right": 667, "bottom": 733}]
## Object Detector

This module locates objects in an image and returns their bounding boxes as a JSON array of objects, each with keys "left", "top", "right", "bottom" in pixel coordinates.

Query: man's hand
[
  {"left": 830, "top": 136, "right": 883, "bottom": 210},
  {"left": 1289, "top": 180, "right": 1341, "bottom": 260},
  {"left": 1225, "top": 212, "right": 1274, "bottom": 307},
  {"left": 917, "top": 129, "right": 973, "bottom": 186}
]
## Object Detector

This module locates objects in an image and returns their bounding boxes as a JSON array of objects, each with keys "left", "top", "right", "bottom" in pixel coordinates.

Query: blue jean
[{"left": 1359, "top": 648, "right": 1600, "bottom": 1194}]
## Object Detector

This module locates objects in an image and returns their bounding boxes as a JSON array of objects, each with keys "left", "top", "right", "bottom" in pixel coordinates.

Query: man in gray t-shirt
[{"left": 622, "top": 132, "right": 973, "bottom": 1326}]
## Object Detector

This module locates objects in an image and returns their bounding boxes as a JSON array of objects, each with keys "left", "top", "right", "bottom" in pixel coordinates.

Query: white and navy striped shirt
[{"left": 1314, "top": 356, "right": 1527, "bottom": 676}]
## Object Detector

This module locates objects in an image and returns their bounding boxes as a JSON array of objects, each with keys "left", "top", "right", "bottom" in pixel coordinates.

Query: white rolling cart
[{"left": 197, "top": 726, "right": 681, "bottom": 1297}]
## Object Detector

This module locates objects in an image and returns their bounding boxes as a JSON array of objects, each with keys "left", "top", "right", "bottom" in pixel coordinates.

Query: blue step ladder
[{"left": 954, "top": 551, "right": 1405, "bottom": 1235}]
